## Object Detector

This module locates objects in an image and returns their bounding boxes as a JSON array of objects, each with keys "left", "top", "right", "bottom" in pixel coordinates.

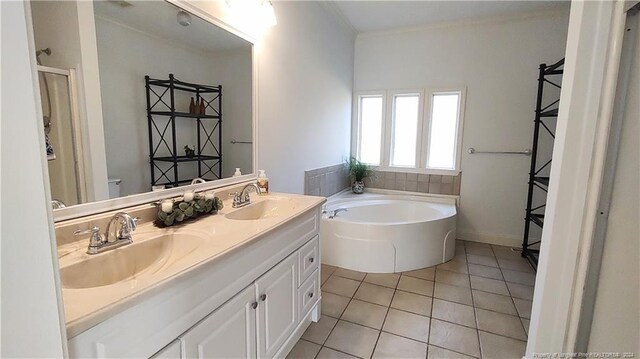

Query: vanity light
[
  {"left": 261, "top": 0, "right": 277, "bottom": 27},
  {"left": 226, "top": 0, "right": 277, "bottom": 30}
]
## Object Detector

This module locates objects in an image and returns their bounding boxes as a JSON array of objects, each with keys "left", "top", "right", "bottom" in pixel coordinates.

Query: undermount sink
[
  {"left": 225, "top": 198, "right": 297, "bottom": 221},
  {"left": 60, "top": 232, "right": 208, "bottom": 289}
]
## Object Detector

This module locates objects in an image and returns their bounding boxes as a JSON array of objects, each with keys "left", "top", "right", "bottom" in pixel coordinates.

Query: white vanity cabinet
[
  {"left": 181, "top": 285, "right": 257, "bottom": 359},
  {"left": 67, "top": 207, "right": 322, "bottom": 359},
  {"left": 181, "top": 253, "right": 299, "bottom": 359}
]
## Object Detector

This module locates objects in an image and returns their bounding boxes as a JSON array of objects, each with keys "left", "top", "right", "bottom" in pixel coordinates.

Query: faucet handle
[
  {"left": 74, "top": 226, "right": 100, "bottom": 236},
  {"left": 74, "top": 226, "right": 104, "bottom": 249},
  {"left": 117, "top": 216, "right": 139, "bottom": 240}
]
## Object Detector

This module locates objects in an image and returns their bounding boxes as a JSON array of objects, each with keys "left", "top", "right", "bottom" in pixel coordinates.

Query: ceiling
[
  {"left": 331, "top": 1, "right": 570, "bottom": 33},
  {"left": 94, "top": 1, "right": 251, "bottom": 53}
]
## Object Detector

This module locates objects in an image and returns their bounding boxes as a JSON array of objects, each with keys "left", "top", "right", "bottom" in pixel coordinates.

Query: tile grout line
[
  {"left": 316, "top": 272, "right": 368, "bottom": 359},
  {"left": 425, "top": 262, "right": 437, "bottom": 359},
  {"left": 366, "top": 273, "right": 402, "bottom": 359},
  {"left": 323, "top": 278, "right": 530, "bottom": 327},
  {"left": 468, "top": 242, "right": 483, "bottom": 359},
  {"left": 499, "top": 256, "right": 532, "bottom": 338},
  {"left": 316, "top": 250, "right": 531, "bottom": 358}
]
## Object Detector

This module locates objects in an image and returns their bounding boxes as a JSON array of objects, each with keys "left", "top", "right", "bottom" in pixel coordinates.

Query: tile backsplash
[
  {"left": 364, "top": 170, "right": 461, "bottom": 195},
  {"left": 304, "top": 164, "right": 350, "bottom": 197}
]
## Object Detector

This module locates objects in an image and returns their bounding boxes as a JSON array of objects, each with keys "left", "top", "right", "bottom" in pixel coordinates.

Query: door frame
[{"left": 526, "top": 0, "right": 635, "bottom": 356}]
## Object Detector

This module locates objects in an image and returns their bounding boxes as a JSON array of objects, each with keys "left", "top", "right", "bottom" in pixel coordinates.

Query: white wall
[
  {"left": 354, "top": 12, "right": 569, "bottom": 245},
  {"left": 257, "top": 2, "right": 356, "bottom": 193},
  {"left": 210, "top": 48, "right": 253, "bottom": 178},
  {"left": 1, "top": 1, "right": 66, "bottom": 357},
  {"left": 587, "top": 11, "right": 639, "bottom": 351}
]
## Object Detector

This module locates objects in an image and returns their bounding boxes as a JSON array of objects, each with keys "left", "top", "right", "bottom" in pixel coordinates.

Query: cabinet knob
[
  {"left": 308, "top": 292, "right": 314, "bottom": 298},
  {"left": 260, "top": 294, "right": 267, "bottom": 301},
  {"left": 309, "top": 257, "right": 314, "bottom": 263},
  {"left": 251, "top": 302, "right": 258, "bottom": 309}
]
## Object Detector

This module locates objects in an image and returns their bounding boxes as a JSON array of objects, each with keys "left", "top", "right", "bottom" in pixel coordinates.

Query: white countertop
[{"left": 58, "top": 192, "right": 325, "bottom": 338}]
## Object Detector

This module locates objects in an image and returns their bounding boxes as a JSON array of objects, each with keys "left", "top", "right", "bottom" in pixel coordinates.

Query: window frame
[
  {"left": 352, "top": 86, "right": 466, "bottom": 175},
  {"left": 351, "top": 91, "right": 387, "bottom": 166},
  {"left": 386, "top": 90, "right": 425, "bottom": 169},
  {"left": 423, "top": 87, "right": 466, "bottom": 173}
]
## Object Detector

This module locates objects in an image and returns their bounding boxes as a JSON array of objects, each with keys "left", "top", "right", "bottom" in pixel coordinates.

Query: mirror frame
[{"left": 51, "top": 0, "right": 259, "bottom": 222}]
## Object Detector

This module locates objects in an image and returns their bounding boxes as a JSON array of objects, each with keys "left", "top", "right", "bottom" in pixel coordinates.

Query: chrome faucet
[
  {"left": 74, "top": 212, "right": 138, "bottom": 255},
  {"left": 191, "top": 178, "right": 206, "bottom": 185},
  {"left": 51, "top": 199, "right": 66, "bottom": 209},
  {"left": 231, "top": 182, "right": 261, "bottom": 208},
  {"left": 323, "top": 208, "right": 348, "bottom": 219}
]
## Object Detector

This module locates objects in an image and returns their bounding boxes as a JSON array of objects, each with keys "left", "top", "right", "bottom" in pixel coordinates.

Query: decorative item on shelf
[
  {"left": 233, "top": 168, "right": 242, "bottom": 177},
  {"left": 189, "top": 97, "right": 196, "bottom": 114},
  {"left": 155, "top": 193, "right": 224, "bottom": 227},
  {"left": 347, "top": 156, "right": 373, "bottom": 194},
  {"left": 184, "top": 145, "right": 195, "bottom": 158},
  {"left": 198, "top": 98, "right": 206, "bottom": 115},
  {"left": 183, "top": 190, "right": 195, "bottom": 202}
]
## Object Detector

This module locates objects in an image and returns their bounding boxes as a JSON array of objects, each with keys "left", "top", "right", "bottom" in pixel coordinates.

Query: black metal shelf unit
[
  {"left": 522, "top": 59, "right": 564, "bottom": 269},
  {"left": 145, "top": 74, "right": 222, "bottom": 188}
]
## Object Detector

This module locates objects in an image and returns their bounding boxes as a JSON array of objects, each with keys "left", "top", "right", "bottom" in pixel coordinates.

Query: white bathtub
[{"left": 321, "top": 192, "right": 457, "bottom": 273}]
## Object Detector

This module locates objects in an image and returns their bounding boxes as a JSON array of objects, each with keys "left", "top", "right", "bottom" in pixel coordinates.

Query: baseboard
[{"left": 457, "top": 230, "right": 539, "bottom": 248}]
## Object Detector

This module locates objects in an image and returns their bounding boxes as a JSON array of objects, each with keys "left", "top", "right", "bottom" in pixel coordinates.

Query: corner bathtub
[{"left": 321, "top": 192, "right": 457, "bottom": 273}]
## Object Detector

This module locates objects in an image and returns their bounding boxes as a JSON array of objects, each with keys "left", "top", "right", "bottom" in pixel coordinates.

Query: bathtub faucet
[{"left": 324, "top": 208, "right": 348, "bottom": 219}]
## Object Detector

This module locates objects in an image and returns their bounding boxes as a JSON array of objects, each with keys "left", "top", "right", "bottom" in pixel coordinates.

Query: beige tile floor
[{"left": 288, "top": 240, "right": 535, "bottom": 359}]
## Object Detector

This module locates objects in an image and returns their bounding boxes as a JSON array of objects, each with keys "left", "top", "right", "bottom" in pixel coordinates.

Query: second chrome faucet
[{"left": 231, "top": 183, "right": 261, "bottom": 208}]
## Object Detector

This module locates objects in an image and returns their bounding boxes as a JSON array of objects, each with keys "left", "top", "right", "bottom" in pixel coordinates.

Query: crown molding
[
  {"left": 317, "top": 0, "right": 358, "bottom": 38},
  {"left": 357, "top": 7, "right": 570, "bottom": 40}
]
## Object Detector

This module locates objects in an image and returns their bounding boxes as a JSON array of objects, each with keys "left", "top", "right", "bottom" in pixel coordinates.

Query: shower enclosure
[{"left": 38, "top": 65, "right": 86, "bottom": 206}]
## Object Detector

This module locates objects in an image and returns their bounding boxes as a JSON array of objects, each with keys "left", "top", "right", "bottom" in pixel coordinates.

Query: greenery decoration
[
  {"left": 155, "top": 193, "right": 223, "bottom": 227},
  {"left": 346, "top": 156, "right": 374, "bottom": 182}
]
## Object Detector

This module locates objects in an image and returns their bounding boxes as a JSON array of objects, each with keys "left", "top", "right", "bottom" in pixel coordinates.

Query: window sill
[{"left": 371, "top": 166, "right": 461, "bottom": 176}]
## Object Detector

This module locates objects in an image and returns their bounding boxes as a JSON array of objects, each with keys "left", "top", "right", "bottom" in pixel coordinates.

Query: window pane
[
  {"left": 359, "top": 96, "right": 383, "bottom": 165},
  {"left": 391, "top": 95, "right": 419, "bottom": 167},
  {"left": 427, "top": 93, "right": 460, "bottom": 169}
]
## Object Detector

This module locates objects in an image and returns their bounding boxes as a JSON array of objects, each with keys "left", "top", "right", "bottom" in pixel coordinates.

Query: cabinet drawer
[
  {"left": 298, "top": 268, "right": 319, "bottom": 317},
  {"left": 298, "top": 236, "right": 319, "bottom": 286}
]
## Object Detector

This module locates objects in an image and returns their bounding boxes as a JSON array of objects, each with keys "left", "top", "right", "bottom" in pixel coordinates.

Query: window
[
  {"left": 353, "top": 88, "right": 465, "bottom": 173},
  {"left": 427, "top": 92, "right": 462, "bottom": 170},
  {"left": 355, "top": 95, "right": 384, "bottom": 165},
  {"left": 390, "top": 94, "right": 420, "bottom": 167}
]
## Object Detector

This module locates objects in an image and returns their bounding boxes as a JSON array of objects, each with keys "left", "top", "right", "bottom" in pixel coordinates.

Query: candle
[
  {"left": 161, "top": 200, "right": 173, "bottom": 213},
  {"left": 205, "top": 192, "right": 215, "bottom": 200},
  {"left": 183, "top": 191, "right": 195, "bottom": 202}
]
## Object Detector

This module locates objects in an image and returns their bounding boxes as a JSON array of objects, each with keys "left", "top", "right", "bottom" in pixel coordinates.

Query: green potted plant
[{"left": 346, "top": 156, "right": 373, "bottom": 194}]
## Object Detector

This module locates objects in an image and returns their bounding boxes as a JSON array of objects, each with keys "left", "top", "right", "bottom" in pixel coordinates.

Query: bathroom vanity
[{"left": 59, "top": 193, "right": 325, "bottom": 358}]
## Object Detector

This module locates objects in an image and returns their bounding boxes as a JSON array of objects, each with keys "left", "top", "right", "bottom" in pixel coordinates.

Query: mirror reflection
[{"left": 30, "top": 0, "right": 254, "bottom": 209}]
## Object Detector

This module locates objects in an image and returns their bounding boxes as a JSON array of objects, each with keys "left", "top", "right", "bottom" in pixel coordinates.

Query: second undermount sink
[
  {"left": 225, "top": 197, "right": 297, "bottom": 221},
  {"left": 60, "top": 232, "right": 208, "bottom": 289}
]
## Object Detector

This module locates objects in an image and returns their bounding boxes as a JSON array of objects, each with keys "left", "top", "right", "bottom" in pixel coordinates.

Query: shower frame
[{"left": 37, "top": 65, "right": 88, "bottom": 204}]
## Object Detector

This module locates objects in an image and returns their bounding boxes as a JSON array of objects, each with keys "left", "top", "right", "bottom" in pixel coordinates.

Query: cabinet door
[
  {"left": 151, "top": 339, "right": 182, "bottom": 359},
  {"left": 255, "top": 254, "right": 298, "bottom": 359},
  {"left": 181, "top": 285, "right": 257, "bottom": 359}
]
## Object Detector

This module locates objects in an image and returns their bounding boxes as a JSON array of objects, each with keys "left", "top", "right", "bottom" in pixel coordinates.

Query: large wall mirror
[{"left": 30, "top": 0, "right": 254, "bottom": 216}]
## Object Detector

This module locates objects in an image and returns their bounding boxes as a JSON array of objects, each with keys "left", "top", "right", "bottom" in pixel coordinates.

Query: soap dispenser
[{"left": 257, "top": 170, "right": 269, "bottom": 194}]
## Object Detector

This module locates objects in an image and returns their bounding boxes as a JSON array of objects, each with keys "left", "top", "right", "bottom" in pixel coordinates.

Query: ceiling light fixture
[{"left": 177, "top": 10, "right": 192, "bottom": 27}]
